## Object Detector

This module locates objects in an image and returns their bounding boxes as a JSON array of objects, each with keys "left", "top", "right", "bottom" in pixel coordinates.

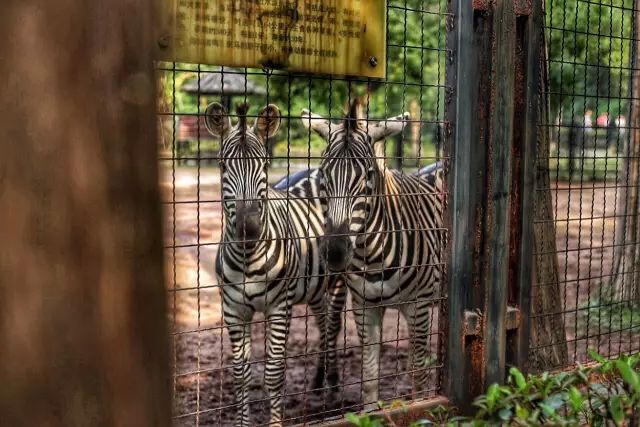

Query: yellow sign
[{"left": 157, "top": 0, "right": 386, "bottom": 78}]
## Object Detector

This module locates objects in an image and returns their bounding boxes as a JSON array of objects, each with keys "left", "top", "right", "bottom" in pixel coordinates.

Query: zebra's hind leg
[
  {"left": 401, "top": 301, "right": 434, "bottom": 400},
  {"left": 264, "top": 307, "right": 292, "bottom": 427},
  {"left": 353, "top": 302, "right": 384, "bottom": 412},
  {"left": 226, "top": 317, "right": 254, "bottom": 427},
  {"left": 311, "top": 276, "right": 347, "bottom": 394}
]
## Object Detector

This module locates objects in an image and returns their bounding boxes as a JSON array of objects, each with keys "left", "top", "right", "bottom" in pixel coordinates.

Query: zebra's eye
[
  {"left": 367, "top": 168, "right": 376, "bottom": 182},
  {"left": 218, "top": 160, "right": 226, "bottom": 172}
]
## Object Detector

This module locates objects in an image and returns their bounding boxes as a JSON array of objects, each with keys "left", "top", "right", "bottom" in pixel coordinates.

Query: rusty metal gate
[{"left": 157, "top": 0, "right": 640, "bottom": 425}]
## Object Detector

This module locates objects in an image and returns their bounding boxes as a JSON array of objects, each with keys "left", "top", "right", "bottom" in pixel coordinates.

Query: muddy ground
[{"left": 162, "top": 166, "right": 639, "bottom": 426}]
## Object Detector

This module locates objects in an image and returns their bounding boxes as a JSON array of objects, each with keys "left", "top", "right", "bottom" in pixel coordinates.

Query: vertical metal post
[
  {"left": 484, "top": 0, "right": 516, "bottom": 387},
  {"left": 446, "top": 0, "right": 538, "bottom": 409},
  {"left": 506, "top": 0, "right": 542, "bottom": 372},
  {"left": 445, "top": 0, "right": 488, "bottom": 409}
]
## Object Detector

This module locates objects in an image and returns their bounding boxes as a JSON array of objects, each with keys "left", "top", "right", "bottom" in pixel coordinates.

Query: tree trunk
[
  {"left": 611, "top": 1, "right": 640, "bottom": 303},
  {"left": 529, "top": 36, "right": 570, "bottom": 370},
  {"left": 0, "top": 1, "right": 171, "bottom": 426}
]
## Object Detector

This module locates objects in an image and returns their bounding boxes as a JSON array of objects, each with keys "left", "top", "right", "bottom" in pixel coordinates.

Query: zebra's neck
[{"left": 357, "top": 170, "right": 395, "bottom": 251}]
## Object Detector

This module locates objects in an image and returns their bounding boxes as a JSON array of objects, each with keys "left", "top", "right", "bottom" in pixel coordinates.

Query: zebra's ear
[
  {"left": 254, "top": 104, "right": 281, "bottom": 141},
  {"left": 301, "top": 109, "right": 331, "bottom": 140},
  {"left": 204, "top": 102, "right": 231, "bottom": 138},
  {"left": 367, "top": 112, "right": 411, "bottom": 142}
]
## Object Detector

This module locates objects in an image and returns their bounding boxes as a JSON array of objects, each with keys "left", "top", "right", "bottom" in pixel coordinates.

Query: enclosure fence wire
[
  {"left": 157, "top": 0, "right": 449, "bottom": 425},
  {"left": 530, "top": 0, "right": 640, "bottom": 372}
]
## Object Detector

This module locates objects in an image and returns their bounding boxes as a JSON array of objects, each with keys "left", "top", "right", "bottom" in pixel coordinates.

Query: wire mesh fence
[
  {"left": 531, "top": 0, "right": 640, "bottom": 371},
  {"left": 157, "top": 0, "right": 449, "bottom": 425},
  {"left": 156, "top": 0, "right": 640, "bottom": 424}
]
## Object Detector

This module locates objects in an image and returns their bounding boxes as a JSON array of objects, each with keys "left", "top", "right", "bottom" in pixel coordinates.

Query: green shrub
[{"left": 346, "top": 351, "right": 640, "bottom": 426}]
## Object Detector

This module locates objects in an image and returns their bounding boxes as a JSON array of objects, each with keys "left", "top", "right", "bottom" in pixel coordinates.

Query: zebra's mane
[
  {"left": 235, "top": 102, "right": 249, "bottom": 143},
  {"left": 326, "top": 98, "right": 374, "bottom": 160},
  {"left": 220, "top": 103, "right": 266, "bottom": 159}
]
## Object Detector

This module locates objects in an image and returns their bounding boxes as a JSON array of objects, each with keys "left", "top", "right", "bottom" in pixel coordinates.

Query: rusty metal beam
[
  {"left": 484, "top": 0, "right": 517, "bottom": 389},
  {"left": 473, "top": 0, "right": 532, "bottom": 16},
  {"left": 505, "top": 0, "right": 542, "bottom": 373},
  {"left": 445, "top": 0, "right": 488, "bottom": 412}
]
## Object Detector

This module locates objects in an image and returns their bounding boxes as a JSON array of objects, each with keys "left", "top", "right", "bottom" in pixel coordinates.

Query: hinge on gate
[
  {"left": 445, "top": 86, "right": 454, "bottom": 106},
  {"left": 463, "top": 309, "right": 483, "bottom": 336},
  {"left": 505, "top": 306, "right": 521, "bottom": 330},
  {"left": 446, "top": 14, "right": 455, "bottom": 32},
  {"left": 463, "top": 306, "right": 521, "bottom": 337}
]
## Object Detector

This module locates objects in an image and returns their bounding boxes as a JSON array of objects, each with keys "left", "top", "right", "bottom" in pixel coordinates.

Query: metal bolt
[
  {"left": 369, "top": 56, "right": 378, "bottom": 67},
  {"left": 158, "top": 35, "right": 170, "bottom": 49}
]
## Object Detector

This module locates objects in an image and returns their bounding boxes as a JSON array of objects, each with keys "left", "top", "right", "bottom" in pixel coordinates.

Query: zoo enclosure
[{"left": 158, "top": 0, "right": 640, "bottom": 425}]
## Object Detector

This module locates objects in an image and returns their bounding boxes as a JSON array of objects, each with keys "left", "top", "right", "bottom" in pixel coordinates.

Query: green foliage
[
  {"left": 582, "top": 297, "right": 640, "bottom": 335},
  {"left": 345, "top": 352, "right": 640, "bottom": 426},
  {"left": 546, "top": 0, "right": 633, "bottom": 121}
]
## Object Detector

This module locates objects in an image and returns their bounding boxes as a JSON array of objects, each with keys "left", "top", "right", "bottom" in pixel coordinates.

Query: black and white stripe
[
  {"left": 302, "top": 99, "right": 445, "bottom": 410},
  {"left": 206, "top": 102, "right": 346, "bottom": 426}
]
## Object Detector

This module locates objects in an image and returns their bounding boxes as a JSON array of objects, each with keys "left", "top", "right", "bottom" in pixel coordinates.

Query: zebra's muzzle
[
  {"left": 323, "top": 222, "right": 352, "bottom": 272},
  {"left": 235, "top": 202, "right": 262, "bottom": 243}
]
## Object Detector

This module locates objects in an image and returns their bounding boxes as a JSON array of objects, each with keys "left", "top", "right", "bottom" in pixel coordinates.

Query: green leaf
[
  {"left": 515, "top": 404, "right": 530, "bottom": 420},
  {"left": 588, "top": 349, "right": 606, "bottom": 364},
  {"left": 510, "top": 367, "right": 527, "bottom": 391},
  {"left": 544, "top": 393, "right": 566, "bottom": 411},
  {"left": 616, "top": 358, "right": 640, "bottom": 394},
  {"left": 540, "top": 403, "right": 556, "bottom": 417},
  {"left": 609, "top": 395, "right": 624, "bottom": 426},
  {"left": 498, "top": 407, "right": 513, "bottom": 421},
  {"left": 346, "top": 412, "right": 362, "bottom": 427},
  {"left": 486, "top": 383, "right": 500, "bottom": 413},
  {"left": 568, "top": 386, "right": 585, "bottom": 412}
]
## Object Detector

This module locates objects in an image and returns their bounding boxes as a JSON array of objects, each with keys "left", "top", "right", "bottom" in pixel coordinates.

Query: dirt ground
[{"left": 162, "top": 166, "right": 639, "bottom": 426}]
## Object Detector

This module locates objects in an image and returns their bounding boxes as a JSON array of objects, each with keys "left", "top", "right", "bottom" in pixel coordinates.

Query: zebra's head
[
  {"left": 205, "top": 102, "right": 281, "bottom": 244},
  {"left": 302, "top": 99, "right": 410, "bottom": 271}
]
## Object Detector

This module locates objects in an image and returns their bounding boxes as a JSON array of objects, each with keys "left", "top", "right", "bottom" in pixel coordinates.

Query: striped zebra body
[
  {"left": 206, "top": 103, "right": 345, "bottom": 427},
  {"left": 302, "top": 100, "right": 445, "bottom": 411},
  {"left": 345, "top": 168, "right": 444, "bottom": 305}
]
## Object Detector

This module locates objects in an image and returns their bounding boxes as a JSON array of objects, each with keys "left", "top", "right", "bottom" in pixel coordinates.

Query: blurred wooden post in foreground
[{"left": 0, "top": 1, "right": 171, "bottom": 426}]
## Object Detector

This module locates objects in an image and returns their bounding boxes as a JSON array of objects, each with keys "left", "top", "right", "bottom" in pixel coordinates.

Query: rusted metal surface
[
  {"left": 445, "top": 0, "right": 493, "bottom": 411},
  {"left": 311, "top": 396, "right": 450, "bottom": 427},
  {"left": 473, "top": 0, "right": 531, "bottom": 15},
  {"left": 473, "top": 0, "right": 489, "bottom": 12},
  {"left": 463, "top": 310, "right": 483, "bottom": 336},
  {"left": 514, "top": 0, "right": 532, "bottom": 16}
]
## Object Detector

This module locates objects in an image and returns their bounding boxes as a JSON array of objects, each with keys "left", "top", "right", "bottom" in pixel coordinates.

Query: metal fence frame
[{"left": 444, "top": 0, "right": 541, "bottom": 409}]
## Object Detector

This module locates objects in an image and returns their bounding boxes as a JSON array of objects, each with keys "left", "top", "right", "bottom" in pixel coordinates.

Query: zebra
[
  {"left": 205, "top": 102, "right": 346, "bottom": 426},
  {"left": 301, "top": 99, "right": 445, "bottom": 411}
]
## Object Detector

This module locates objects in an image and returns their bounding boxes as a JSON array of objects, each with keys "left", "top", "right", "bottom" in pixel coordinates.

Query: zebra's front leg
[
  {"left": 312, "top": 276, "right": 346, "bottom": 393},
  {"left": 225, "top": 314, "right": 254, "bottom": 427},
  {"left": 265, "top": 307, "right": 292, "bottom": 427},
  {"left": 353, "top": 302, "right": 384, "bottom": 412},
  {"left": 401, "top": 302, "right": 433, "bottom": 400}
]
